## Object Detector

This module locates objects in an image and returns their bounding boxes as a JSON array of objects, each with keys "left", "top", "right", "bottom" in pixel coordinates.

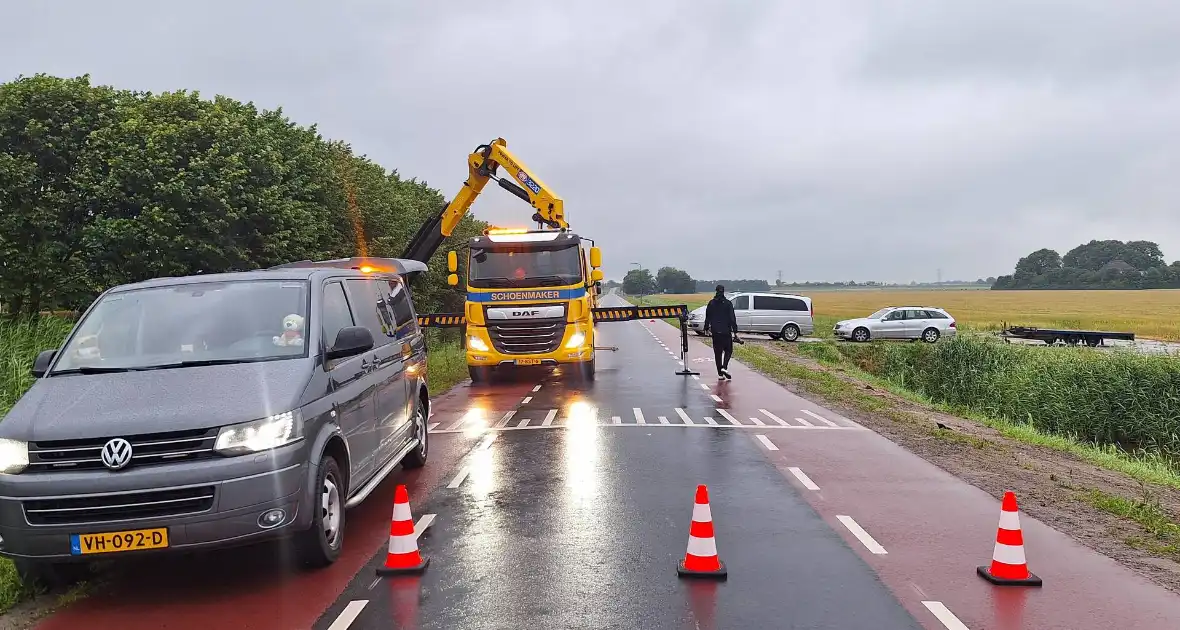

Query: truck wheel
[
  {"left": 297, "top": 455, "right": 345, "bottom": 568},
  {"left": 468, "top": 366, "right": 493, "bottom": 385},
  {"left": 852, "top": 327, "right": 871, "bottom": 343},
  {"left": 401, "top": 395, "right": 428, "bottom": 469},
  {"left": 579, "top": 358, "right": 596, "bottom": 381},
  {"left": 14, "top": 559, "right": 91, "bottom": 591},
  {"left": 780, "top": 324, "right": 801, "bottom": 342},
  {"left": 922, "top": 328, "right": 940, "bottom": 343}
]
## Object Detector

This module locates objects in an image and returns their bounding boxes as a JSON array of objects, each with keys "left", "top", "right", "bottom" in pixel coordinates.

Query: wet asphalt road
[{"left": 314, "top": 298, "right": 923, "bottom": 630}]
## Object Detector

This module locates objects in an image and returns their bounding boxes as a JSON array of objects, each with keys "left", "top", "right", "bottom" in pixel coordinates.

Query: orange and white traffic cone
[
  {"left": 677, "top": 484, "right": 727, "bottom": 579},
  {"left": 977, "top": 491, "right": 1041, "bottom": 586},
  {"left": 377, "top": 484, "right": 429, "bottom": 576}
]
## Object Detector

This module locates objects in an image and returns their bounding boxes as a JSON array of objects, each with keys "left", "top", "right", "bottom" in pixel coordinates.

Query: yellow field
[{"left": 648, "top": 289, "right": 1180, "bottom": 341}]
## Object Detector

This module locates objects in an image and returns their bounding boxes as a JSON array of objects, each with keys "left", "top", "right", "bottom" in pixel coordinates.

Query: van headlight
[
  {"left": 565, "top": 331, "right": 586, "bottom": 349},
  {"left": 215, "top": 411, "right": 303, "bottom": 456},
  {"left": 0, "top": 439, "right": 29, "bottom": 475},
  {"left": 468, "top": 336, "right": 490, "bottom": 352}
]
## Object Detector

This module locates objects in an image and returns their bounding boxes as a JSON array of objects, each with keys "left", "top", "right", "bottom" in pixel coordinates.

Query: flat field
[{"left": 645, "top": 289, "right": 1180, "bottom": 341}]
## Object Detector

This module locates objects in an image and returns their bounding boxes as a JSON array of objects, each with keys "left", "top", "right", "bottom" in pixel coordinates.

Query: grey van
[
  {"left": 689, "top": 292, "right": 814, "bottom": 341},
  {"left": 0, "top": 258, "right": 431, "bottom": 587}
]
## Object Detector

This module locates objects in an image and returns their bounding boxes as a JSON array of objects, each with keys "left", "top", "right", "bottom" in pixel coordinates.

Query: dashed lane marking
[
  {"left": 327, "top": 600, "right": 368, "bottom": 630},
  {"left": 428, "top": 422, "right": 440, "bottom": 432},
  {"left": 676, "top": 408, "right": 694, "bottom": 425},
  {"left": 803, "top": 409, "right": 841, "bottom": 427},
  {"left": 658, "top": 416, "right": 670, "bottom": 425},
  {"left": 921, "top": 602, "right": 971, "bottom": 630},
  {"left": 414, "top": 513, "right": 436, "bottom": 537},
  {"left": 521, "top": 396, "right": 532, "bottom": 404},
  {"left": 837, "top": 515, "right": 888, "bottom": 555},
  {"left": 479, "top": 434, "right": 496, "bottom": 450},
  {"left": 447, "top": 467, "right": 471, "bottom": 489},
  {"left": 518, "top": 417, "right": 532, "bottom": 427},
  {"left": 704, "top": 417, "right": 718, "bottom": 425},
  {"left": 612, "top": 416, "right": 622, "bottom": 425},
  {"left": 634, "top": 408, "right": 646, "bottom": 424},
  {"left": 710, "top": 394, "right": 723, "bottom": 403},
  {"left": 748, "top": 417, "right": 766, "bottom": 426},
  {"left": 758, "top": 409, "right": 787, "bottom": 425},
  {"left": 700, "top": 383, "right": 710, "bottom": 390},
  {"left": 788, "top": 467, "right": 820, "bottom": 491},
  {"left": 794, "top": 416, "right": 815, "bottom": 427},
  {"left": 692, "top": 375, "right": 700, "bottom": 380},
  {"left": 532, "top": 384, "right": 542, "bottom": 392},
  {"left": 427, "top": 410, "right": 867, "bottom": 433},
  {"left": 755, "top": 434, "right": 778, "bottom": 451},
  {"left": 496, "top": 410, "right": 516, "bottom": 428},
  {"left": 716, "top": 409, "right": 742, "bottom": 426},
  {"left": 542, "top": 409, "right": 558, "bottom": 426}
]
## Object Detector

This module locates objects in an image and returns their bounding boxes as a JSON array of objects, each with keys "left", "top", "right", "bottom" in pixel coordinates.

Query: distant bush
[{"left": 835, "top": 337, "right": 1180, "bottom": 456}]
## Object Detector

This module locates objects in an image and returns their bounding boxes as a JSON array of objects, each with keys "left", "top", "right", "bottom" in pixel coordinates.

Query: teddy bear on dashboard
[{"left": 273, "top": 314, "right": 305, "bottom": 347}]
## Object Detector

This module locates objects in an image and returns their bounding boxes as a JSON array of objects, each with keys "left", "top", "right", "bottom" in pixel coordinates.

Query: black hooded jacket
[{"left": 704, "top": 293, "right": 737, "bottom": 336}]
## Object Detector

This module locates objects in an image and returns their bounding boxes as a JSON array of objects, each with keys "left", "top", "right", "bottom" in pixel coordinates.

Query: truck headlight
[
  {"left": 468, "top": 336, "right": 490, "bottom": 352},
  {"left": 565, "top": 332, "right": 586, "bottom": 349},
  {"left": 0, "top": 439, "right": 29, "bottom": 475},
  {"left": 215, "top": 411, "right": 303, "bottom": 456}
]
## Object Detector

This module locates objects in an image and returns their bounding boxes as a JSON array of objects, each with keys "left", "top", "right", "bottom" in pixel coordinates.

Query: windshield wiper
[
  {"left": 526, "top": 274, "right": 578, "bottom": 286},
  {"left": 138, "top": 358, "right": 276, "bottom": 370},
  {"left": 51, "top": 366, "right": 142, "bottom": 375}
]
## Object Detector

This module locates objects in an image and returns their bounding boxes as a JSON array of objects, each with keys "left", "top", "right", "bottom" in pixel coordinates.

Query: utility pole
[
  {"left": 777, "top": 270, "right": 783, "bottom": 286},
  {"left": 936, "top": 268, "right": 942, "bottom": 284}
]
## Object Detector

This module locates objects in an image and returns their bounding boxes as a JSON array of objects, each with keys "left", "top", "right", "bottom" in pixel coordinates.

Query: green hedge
[{"left": 834, "top": 337, "right": 1180, "bottom": 456}]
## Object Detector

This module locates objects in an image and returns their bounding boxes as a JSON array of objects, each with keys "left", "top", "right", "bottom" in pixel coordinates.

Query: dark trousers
[{"left": 711, "top": 333, "right": 733, "bottom": 373}]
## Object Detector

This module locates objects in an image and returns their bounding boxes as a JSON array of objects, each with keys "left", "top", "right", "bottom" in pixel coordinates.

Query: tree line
[
  {"left": 992, "top": 240, "right": 1180, "bottom": 290},
  {"left": 0, "top": 74, "right": 485, "bottom": 318}
]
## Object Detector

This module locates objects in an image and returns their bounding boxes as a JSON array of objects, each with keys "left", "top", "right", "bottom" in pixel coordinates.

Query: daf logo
[
  {"left": 101, "top": 438, "right": 133, "bottom": 471},
  {"left": 512, "top": 310, "right": 540, "bottom": 317}
]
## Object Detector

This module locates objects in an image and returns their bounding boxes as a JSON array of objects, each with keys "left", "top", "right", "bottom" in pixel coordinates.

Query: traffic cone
[
  {"left": 677, "top": 484, "right": 727, "bottom": 579},
  {"left": 977, "top": 491, "right": 1041, "bottom": 586},
  {"left": 377, "top": 484, "right": 429, "bottom": 575}
]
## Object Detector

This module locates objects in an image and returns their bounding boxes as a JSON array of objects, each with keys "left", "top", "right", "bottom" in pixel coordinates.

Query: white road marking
[
  {"left": 612, "top": 416, "right": 622, "bottom": 425},
  {"left": 521, "top": 396, "right": 532, "bottom": 404},
  {"left": 755, "top": 434, "right": 778, "bottom": 451},
  {"left": 447, "top": 467, "right": 471, "bottom": 489},
  {"left": 327, "top": 600, "right": 369, "bottom": 630},
  {"left": 788, "top": 467, "right": 820, "bottom": 491},
  {"left": 748, "top": 417, "right": 766, "bottom": 426},
  {"left": 700, "top": 383, "right": 710, "bottom": 390},
  {"left": 704, "top": 417, "right": 718, "bottom": 425},
  {"left": 532, "top": 384, "right": 542, "bottom": 392},
  {"left": 444, "top": 418, "right": 467, "bottom": 431},
  {"left": 675, "top": 408, "right": 695, "bottom": 425},
  {"left": 758, "top": 409, "right": 786, "bottom": 424},
  {"left": 518, "top": 417, "right": 532, "bottom": 427},
  {"left": 692, "top": 375, "right": 700, "bottom": 380},
  {"left": 794, "top": 416, "right": 815, "bottom": 427},
  {"left": 658, "top": 416, "right": 670, "bottom": 425},
  {"left": 479, "top": 434, "right": 496, "bottom": 450},
  {"left": 634, "top": 408, "right": 646, "bottom": 424},
  {"left": 803, "top": 409, "right": 840, "bottom": 427},
  {"left": 428, "top": 422, "right": 866, "bottom": 433},
  {"left": 428, "top": 422, "right": 440, "bottom": 432},
  {"left": 837, "top": 515, "right": 888, "bottom": 554},
  {"left": 921, "top": 602, "right": 971, "bottom": 630},
  {"left": 414, "top": 513, "right": 436, "bottom": 538},
  {"left": 542, "top": 409, "right": 558, "bottom": 426},
  {"left": 716, "top": 409, "right": 742, "bottom": 426},
  {"left": 710, "top": 394, "right": 723, "bottom": 403},
  {"left": 496, "top": 411, "right": 516, "bottom": 428}
]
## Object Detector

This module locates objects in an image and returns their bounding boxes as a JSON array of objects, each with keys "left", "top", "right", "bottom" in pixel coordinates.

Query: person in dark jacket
[{"left": 703, "top": 285, "right": 737, "bottom": 379}]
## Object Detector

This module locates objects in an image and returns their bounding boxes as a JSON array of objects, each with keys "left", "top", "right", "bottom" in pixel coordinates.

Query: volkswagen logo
[{"left": 101, "top": 438, "right": 133, "bottom": 471}]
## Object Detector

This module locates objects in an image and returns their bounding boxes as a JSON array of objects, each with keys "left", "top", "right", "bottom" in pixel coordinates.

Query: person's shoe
[{"left": 721, "top": 369, "right": 732, "bottom": 380}]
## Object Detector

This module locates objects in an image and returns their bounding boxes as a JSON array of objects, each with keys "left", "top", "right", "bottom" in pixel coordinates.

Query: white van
[{"left": 688, "top": 292, "right": 814, "bottom": 341}]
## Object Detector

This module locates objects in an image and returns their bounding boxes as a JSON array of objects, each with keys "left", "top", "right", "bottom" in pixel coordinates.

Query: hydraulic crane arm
[{"left": 401, "top": 138, "right": 568, "bottom": 263}]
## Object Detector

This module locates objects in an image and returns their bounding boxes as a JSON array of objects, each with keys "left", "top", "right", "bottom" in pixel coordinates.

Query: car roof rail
[{"left": 268, "top": 257, "right": 429, "bottom": 276}]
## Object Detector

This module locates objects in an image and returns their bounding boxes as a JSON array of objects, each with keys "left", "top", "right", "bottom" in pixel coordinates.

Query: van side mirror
[
  {"left": 589, "top": 247, "right": 602, "bottom": 269},
  {"left": 326, "top": 326, "right": 374, "bottom": 361},
  {"left": 31, "top": 349, "right": 57, "bottom": 378},
  {"left": 446, "top": 251, "right": 458, "bottom": 273}
]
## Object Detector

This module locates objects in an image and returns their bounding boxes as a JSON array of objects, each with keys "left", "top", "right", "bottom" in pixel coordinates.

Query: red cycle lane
[
  {"left": 34, "top": 379, "right": 534, "bottom": 630},
  {"left": 643, "top": 320, "right": 1180, "bottom": 630}
]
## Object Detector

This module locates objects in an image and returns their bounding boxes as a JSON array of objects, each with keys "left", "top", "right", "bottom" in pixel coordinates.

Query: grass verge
[{"left": 1083, "top": 488, "right": 1180, "bottom": 561}]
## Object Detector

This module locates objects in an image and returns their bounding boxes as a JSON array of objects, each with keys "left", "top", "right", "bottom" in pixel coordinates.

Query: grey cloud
[{"left": 2, "top": 0, "right": 1178, "bottom": 283}]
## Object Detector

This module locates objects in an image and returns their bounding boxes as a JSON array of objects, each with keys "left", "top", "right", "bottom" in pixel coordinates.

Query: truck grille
[
  {"left": 487, "top": 318, "right": 565, "bottom": 355},
  {"left": 27, "top": 428, "right": 219, "bottom": 472},
  {"left": 23, "top": 486, "right": 216, "bottom": 526}
]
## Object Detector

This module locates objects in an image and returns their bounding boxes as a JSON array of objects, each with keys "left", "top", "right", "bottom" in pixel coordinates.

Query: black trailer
[{"left": 1000, "top": 325, "right": 1135, "bottom": 347}]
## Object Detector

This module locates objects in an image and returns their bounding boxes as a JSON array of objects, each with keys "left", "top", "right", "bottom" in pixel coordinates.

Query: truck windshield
[
  {"left": 468, "top": 243, "right": 582, "bottom": 289},
  {"left": 52, "top": 279, "right": 311, "bottom": 373}
]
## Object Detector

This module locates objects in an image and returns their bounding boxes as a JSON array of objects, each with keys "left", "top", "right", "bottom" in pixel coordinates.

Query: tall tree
[
  {"left": 1014, "top": 248, "right": 1062, "bottom": 278},
  {"left": 622, "top": 268, "right": 656, "bottom": 296}
]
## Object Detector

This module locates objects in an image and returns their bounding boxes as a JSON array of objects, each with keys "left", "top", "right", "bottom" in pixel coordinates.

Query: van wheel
[
  {"left": 468, "top": 366, "right": 492, "bottom": 385},
  {"left": 401, "top": 395, "right": 428, "bottom": 469},
  {"left": 922, "top": 328, "right": 940, "bottom": 343},
  {"left": 852, "top": 327, "right": 871, "bottom": 343},
  {"left": 694, "top": 330, "right": 706, "bottom": 337},
  {"left": 780, "top": 324, "right": 801, "bottom": 342},
  {"left": 14, "top": 559, "right": 92, "bottom": 591},
  {"left": 297, "top": 455, "right": 345, "bottom": 568}
]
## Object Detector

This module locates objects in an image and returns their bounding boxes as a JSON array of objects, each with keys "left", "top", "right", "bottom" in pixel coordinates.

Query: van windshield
[{"left": 53, "top": 280, "right": 311, "bottom": 373}]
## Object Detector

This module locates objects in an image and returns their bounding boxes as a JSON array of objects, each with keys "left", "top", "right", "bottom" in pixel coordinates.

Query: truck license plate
[
  {"left": 70, "top": 528, "right": 169, "bottom": 555},
  {"left": 514, "top": 358, "right": 542, "bottom": 366}
]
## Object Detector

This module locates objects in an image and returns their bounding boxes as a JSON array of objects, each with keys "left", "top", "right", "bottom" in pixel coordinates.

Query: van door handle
[{"left": 361, "top": 359, "right": 373, "bottom": 373}]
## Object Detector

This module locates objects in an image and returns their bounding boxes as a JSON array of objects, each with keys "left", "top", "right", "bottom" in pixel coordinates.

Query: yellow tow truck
[{"left": 403, "top": 138, "right": 692, "bottom": 383}]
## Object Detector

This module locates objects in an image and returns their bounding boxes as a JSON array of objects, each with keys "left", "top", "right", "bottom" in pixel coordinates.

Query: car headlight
[
  {"left": 468, "top": 336, "right": 490, "bottom": 352},
  {"left": 565, "top": 332, "right": 586, "bottom": 349},
  {"left": 215, "top": 410, "right": 303, "bottom": 456},
  {"left": 0, "top": 439, "right": 29, "bottom": 475}
]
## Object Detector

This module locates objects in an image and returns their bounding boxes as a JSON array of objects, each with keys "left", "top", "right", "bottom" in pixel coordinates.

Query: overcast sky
[{"left": 3, "top": 1, "right": 1179, "bottom": 283}]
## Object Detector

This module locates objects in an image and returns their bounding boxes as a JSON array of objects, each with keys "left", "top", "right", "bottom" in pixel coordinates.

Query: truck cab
[{"left": 447, "top": 229, "right": 603, "bottom": 383}]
